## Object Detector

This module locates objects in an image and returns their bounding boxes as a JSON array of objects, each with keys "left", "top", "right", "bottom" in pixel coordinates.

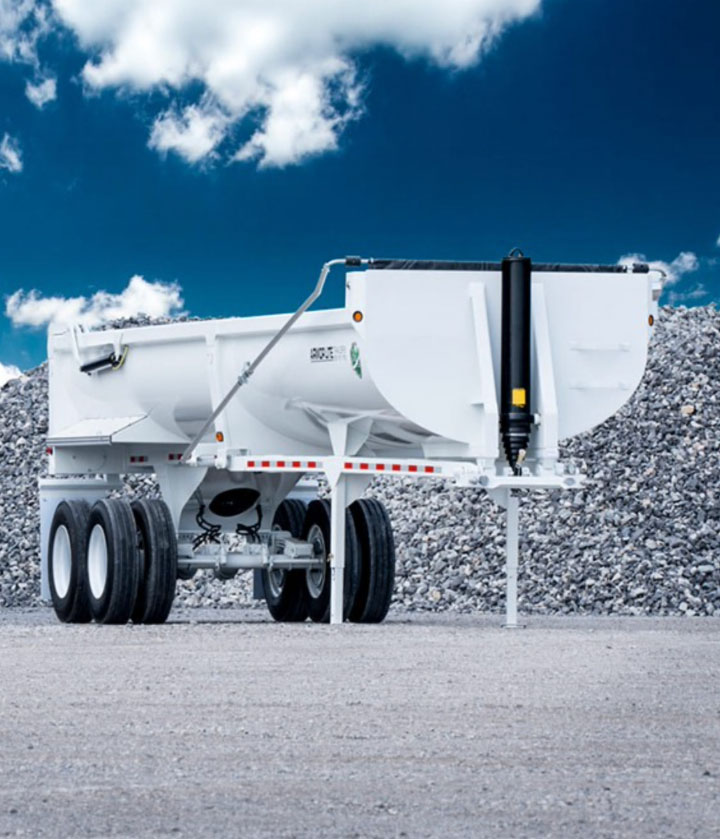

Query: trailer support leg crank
[
  {"left": 504, "top": 489, "right": 521, "bottom": 629},
  {"left": 329, "top": 475, "right": 348, "bottom": 625}
]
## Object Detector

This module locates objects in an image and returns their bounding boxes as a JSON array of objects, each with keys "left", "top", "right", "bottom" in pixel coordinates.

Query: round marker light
[
  {"left": 215, "top": 431, "right": 224, "bottom": 442},
  {"left": 648, "top": 314, "right": 654, "bottom": 326},
  {"left": 352, "top": 310, "right": 364, "bottom": 323}
]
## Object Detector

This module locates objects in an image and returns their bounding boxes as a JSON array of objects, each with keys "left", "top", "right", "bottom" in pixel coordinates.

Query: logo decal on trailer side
[
  {"left": 350, "top": 342, "right": 362, "bottom": 379},
  {"left": 310, "top": 345, "right": 347, "bottom": 363}
]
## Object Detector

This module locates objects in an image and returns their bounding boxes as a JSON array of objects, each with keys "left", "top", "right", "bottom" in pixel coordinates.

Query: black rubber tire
[
  {"left": 262, "top": 499, "right": 309, "bottom": 622},
  {"left": 302, "top": 499, "right": 361, "bottom": 623},
  {"left": 349, "top": 499, "right": 396, "bottom": 624},
  {"left": 85, "top": 498, "right": 139, "bottom": 625},
  {"left": 131, "top": 499, "right": 178, "bottom": 624},
  {"left": 48, "top": 500, "right": 92, "bottom": 623}
]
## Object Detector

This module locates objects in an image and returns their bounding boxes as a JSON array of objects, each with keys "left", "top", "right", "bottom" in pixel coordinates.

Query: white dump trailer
[{"left": 40, "top": 253, "right": 662, "bottom": 626}]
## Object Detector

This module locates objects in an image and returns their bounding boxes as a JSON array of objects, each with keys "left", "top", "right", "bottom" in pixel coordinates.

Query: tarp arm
[{"left": 181, "top": 256, "right": 369, "bottom": 463}]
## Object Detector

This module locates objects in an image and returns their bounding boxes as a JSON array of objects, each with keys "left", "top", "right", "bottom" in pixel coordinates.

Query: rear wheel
[
  {"left": 48, "top": 500, "right": 92, "bottom": 623},
  {"left": 262, "top": 499, "right": 308, "bottom": 622},
  {"left": 131, "top": 499, "right": 178, "bottom": 624},
  {"left": 302, "top": 499, "right": 360, "bottom": 623},
  {"left": 349, "top": 499, "right": 396, "bottom": 624},
  {"left": 85, "top": 498, "right": 139, "bottom": 625}
]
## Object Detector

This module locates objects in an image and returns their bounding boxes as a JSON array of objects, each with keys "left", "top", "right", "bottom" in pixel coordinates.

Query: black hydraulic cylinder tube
[
  {"left": 79, "top": 352, "right": 118, "bottom": 374},
  {"left": 500, "top": 254, "right": 533, "bottom": 474}
]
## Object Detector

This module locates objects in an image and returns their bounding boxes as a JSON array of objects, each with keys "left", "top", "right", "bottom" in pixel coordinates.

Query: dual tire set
[
  {"left": 48, "top": 498, "right": 177, "bottom": 625},
  {"left": 48, "top": 496, "right": 395, "bottom": 625},
  {"left": 262, "top": 498, "right": 395, "bottom": 624}
]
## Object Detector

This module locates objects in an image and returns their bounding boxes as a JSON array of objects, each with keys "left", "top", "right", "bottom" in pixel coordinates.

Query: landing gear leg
[
  {"left": 329, "top": 475, "right": 347, "bottom": 625},
  {"left": 504, "top": 490, "right": 520, "bottom": 629}
]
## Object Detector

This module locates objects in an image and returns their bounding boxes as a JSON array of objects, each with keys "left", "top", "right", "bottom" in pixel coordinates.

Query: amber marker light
[
  {"left": 648, "top": 314, "right": 654, "bottom": 326},
  {"left": 352, "top": 310, "right": 364, "bottom": 323},
  {"left": 216, "top": 431, "right": 224, "bottom": 442}
]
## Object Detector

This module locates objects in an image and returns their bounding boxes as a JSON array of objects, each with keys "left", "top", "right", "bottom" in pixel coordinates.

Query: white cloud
[
  {"left": 0, "top": 0, "right": 51, "bottom": 67},
  {"left": 618, "top": 251, "right": 699, "bottom": 287},
  {"left": 149, "top": 100, "right": 231, "bottom": 164},
  {"left": 0, "top": 133, "right": 23, "bottom": 173},
  {"left": 25, "top": 75, "right": 57, "bottom": 108},
  {"left": 49, "top": 0, "right": 541, "bottom": 167},
  {"left": 5, "top": 275, "right": 184, "bottom": 328},
  {"left": 665, "top": 282, "right": 707, "bottom": 306},
  {"left": 0, "top": 361, "right": 22, "bottom": 387}
]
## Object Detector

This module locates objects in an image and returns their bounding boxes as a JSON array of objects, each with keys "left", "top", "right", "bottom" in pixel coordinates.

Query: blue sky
[{"left": 1, "top": 0, "right": 719, "bottom": 375}]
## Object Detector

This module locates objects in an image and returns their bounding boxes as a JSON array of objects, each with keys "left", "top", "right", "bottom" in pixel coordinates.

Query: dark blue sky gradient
[{"left": 1, "top": 0, "right": 719, "bottom": 369}]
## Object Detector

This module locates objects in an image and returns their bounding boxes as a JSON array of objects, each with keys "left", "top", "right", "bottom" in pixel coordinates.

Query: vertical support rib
[
  {"left": 329, "top": 475, "right": 348, "bottom": 625},
  {"left": 505, "top": 490, "right": 519, "bottom": 628}
]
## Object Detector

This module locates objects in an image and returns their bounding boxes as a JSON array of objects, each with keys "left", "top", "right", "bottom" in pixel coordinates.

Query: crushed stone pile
[{"left": 1, "top": 306, "right": 718, "bottom": 615}]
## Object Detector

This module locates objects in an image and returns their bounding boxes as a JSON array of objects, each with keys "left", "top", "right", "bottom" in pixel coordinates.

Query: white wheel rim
[
  {"left": 52, "top": 525, "right": 72, "bottom": 599},
  {"left": 306, "top": 523, "right": 327, "bottom": 598},
  {"left": 87, "top": 524, "right": 109, "bottom": 600}
]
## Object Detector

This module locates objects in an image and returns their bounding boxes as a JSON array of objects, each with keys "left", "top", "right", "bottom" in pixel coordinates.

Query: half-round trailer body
[{"left": 47, "top": 266, "right": 659, "bottom": 463}]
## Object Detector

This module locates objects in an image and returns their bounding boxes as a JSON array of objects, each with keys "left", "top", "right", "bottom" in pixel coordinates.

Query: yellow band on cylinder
[{"left": 511, "top": 388, "right": 527, "bottom": 407}]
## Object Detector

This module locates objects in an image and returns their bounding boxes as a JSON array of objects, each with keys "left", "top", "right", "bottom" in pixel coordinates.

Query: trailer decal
[
  {"left": 309, "top": 345, "right": 347, "bottom": 363},
  {"left": 350, "top": 342, "right": 362, "bottom": 379}
]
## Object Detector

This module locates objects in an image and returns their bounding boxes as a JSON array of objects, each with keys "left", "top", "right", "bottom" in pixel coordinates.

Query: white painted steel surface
[{"left": 47, "top": 267, "right": 659, "bottom": 464}]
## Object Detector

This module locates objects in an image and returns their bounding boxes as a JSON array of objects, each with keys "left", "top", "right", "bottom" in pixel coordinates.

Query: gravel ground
[
  {"left": 1, "top": 305, "right": 719, "bottom": 615},
  {"left": 0, "top": 608, "right": 718, "bottom": 838}
]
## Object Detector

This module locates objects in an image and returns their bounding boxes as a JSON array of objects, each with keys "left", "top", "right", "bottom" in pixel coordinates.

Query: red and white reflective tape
[
  {"left": 343, "top": 461, "right": 438, "bottom": 474},
  {"left": 164, "top": 453, "right": 441, "bottom": 474},
  {"left": 246, "top": 459, "right": 320, "bottom": 470}
]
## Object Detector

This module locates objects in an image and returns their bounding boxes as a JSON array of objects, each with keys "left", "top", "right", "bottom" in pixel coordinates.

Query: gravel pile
[{"left": 1, "top": 306, "right": 718, "bottom": 615}]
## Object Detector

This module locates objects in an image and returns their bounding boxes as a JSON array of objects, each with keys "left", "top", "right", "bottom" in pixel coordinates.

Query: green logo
[{"left": 350, "top": 342, "right": 362, "bottom": 379}]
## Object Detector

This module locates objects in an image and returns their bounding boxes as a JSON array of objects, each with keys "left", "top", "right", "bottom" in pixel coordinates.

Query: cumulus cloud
[
  {"left": 149, "top": 100, "right": 231, "bottom": 164},
  {"left": 48, "top": 0, "right": 541, "bottom": 167},
  {"left": 25, "top": 75, "right": 56, "bottom": 108},
  {"left": 5, "top": 275, "right": 184, "bottom": 328},
  {"left": 0, "top": 133, "right": 23, "bottom": 173},
  {"left": 0, "top": 361, "right": 22, "bottom": 387},
  {"left": 618, "top": 251, "right": 699, "bottom": 287},
  {"left": 1, "top": 2, "right": 56, "bottom": 112},
  {"left": 0, "top": 0, "right": 52, "bottom": 68}
]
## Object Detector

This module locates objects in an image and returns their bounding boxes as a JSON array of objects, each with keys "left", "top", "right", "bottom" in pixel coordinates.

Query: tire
[
  {"left": 48, "top": 500, "right": 92, "bottom": 624},
  {"left": 262, "top": 499, "right": 309, "bottom": 622},
  {"left": 85, "top": 498, "right": 139, "bottom": 624},
  {"left": 131, "top": 499, "right": 178, "bottom": 624},
  {"left": 349, "top": 499, "right": 396, "bottom": 624},
  {"left": 302, "top": 499, "right": 361, "bottom": 623}
]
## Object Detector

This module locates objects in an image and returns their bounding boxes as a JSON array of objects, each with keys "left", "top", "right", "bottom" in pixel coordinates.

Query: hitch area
[{"left": 177, "top": 530, "right": 321, "bottom": 579}]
